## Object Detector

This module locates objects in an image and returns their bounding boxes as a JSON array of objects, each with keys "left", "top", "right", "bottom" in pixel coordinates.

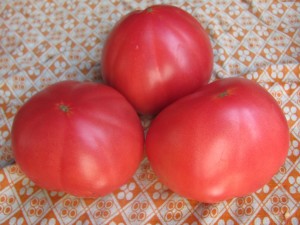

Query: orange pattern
[{"left": 0, "top": 0, "right": 299, "bottom": 224}]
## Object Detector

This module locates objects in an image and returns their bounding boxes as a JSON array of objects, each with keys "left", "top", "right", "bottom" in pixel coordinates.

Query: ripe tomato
[
  {"left": 11, "top": 81, "right": 144, "bottom": 198},
  {"left": 101, "top": 5, "right": 213, "bottom": 115},
  {"left": 146, "top": 78, "right": 289, "bottom": 203}
]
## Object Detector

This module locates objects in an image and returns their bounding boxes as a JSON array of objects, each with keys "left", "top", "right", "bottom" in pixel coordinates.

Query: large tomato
[
  {"left": 146, "top": 78, "right": 289, "bottom": 203},
  {"left": 101, "top": 5, "right": 213, "bottom": 115},
  {"left": 11, "top": 81, "right": 144, "bottom": 198}
]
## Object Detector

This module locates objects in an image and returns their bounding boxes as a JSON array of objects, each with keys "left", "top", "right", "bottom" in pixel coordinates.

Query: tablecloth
[{"left": 0, "top": 0, "right": 299, "bottom": 224}]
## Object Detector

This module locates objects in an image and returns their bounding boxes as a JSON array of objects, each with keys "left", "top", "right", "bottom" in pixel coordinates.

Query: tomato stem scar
[
  {"left": 218, "top": 91, "right": 229, "bottom": 98},
  {"left": 59, "top": 104, "right": 70, "bottom": 113},
  {"left": 146, "top": 7, "right": 153, "bottom": 13}
]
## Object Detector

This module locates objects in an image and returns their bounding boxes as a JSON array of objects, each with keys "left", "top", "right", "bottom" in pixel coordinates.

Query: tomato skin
[
  {"left": 101, "top": 5, "right": 213, "bottom": 115},
  {"left": 146, "top": 78, "right": 289, "bottom": 203},
  {"left": 11, "top": 81, "right": 144, "bottom": 198}
]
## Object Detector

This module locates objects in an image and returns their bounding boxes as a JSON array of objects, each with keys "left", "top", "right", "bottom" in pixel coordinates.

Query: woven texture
[{"left": 0, "top": 0, "right": 299, "bottom": 224}]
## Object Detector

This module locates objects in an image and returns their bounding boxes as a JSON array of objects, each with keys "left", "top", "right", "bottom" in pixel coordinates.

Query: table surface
[{"left": 0, "top": 1, "right": 299, "bottom": 224}]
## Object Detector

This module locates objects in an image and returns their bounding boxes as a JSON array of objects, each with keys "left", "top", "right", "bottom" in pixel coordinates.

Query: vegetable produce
[
  {"left": 11, "top": 81, "right": 144, "bottom": 198},
  {"left": 146, "top": 77, "right": 289, "bottom": 203},
  {"left": 101, "top": 4, "right": 213, "bottom": 115}
]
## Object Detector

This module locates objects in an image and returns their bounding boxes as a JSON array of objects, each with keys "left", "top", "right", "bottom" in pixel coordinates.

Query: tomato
[
  {"left": 101, "top": 5, "right": 213, "bottom": 115},
  {"left": 146, "top": 78, "right": 289, "bottom": 203},
  {"left": 11, "top": 81, "right": 144, "bottom": 198}
]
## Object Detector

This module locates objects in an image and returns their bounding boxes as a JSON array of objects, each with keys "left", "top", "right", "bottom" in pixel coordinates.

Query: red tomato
[
  {"left": 11, "top": 81, "right": 144, "bottom": 198},
  {"left": 146, "top": 78, "right": 289, "bottom": 203},
  {"left": 101, "top": 5, "right": 213, "bottom": 115}
]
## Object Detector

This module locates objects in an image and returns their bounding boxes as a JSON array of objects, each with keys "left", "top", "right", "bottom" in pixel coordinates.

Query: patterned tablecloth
[{"left": 0, "top": 0, "right": 299, "bottom": 224}]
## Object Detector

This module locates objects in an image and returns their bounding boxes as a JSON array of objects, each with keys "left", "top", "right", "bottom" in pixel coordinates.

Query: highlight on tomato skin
[
  {"left": 11, "top": 80, "right": 145, "bottom": 198},
  {"left": 101, "top": 4, "right": 214, "bottom": 115},
  {"left": 145, "top": 77, "right": 290, "bottom": 203}
]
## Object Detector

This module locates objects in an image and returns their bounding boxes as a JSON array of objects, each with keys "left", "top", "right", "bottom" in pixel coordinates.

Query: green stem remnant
[
  {"left": 218, "top": 91, "right": 229, "bottom": 98},
  {"left": 59, "top": 104, "right": 70, "bottom": 113},
  {"left": 146, "top": 7, "right": 153, "bottom": 13}
]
